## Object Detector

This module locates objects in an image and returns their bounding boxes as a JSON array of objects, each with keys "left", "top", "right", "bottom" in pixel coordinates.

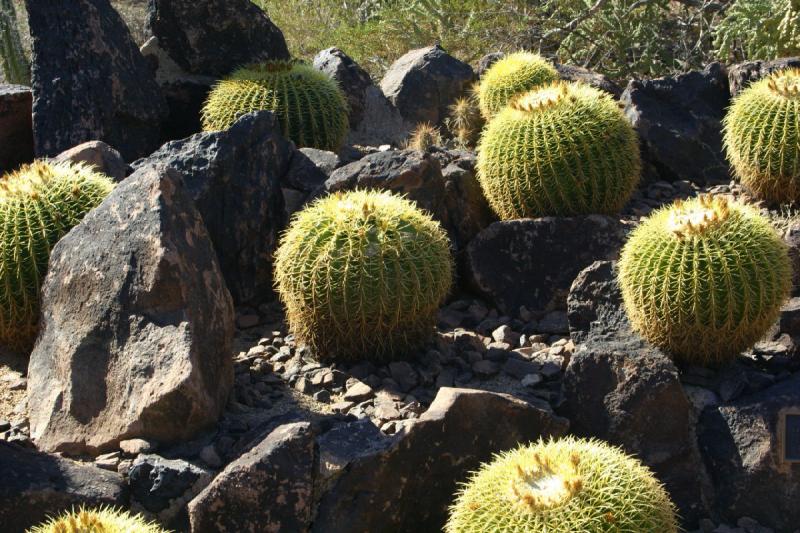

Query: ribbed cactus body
[
  {"left": 446, "top": 437, "right": 678, "bottom": 533},
  {"left": 28, "top": 506, "right": 168, "bottom": 533},
  {"left": 723, "top": 68, "right": 800, "bottom": 204},
  {"left": 201, "top": 61, "right": 349, "bottom": 151},
  {"left": 0, "top": 0, "right": 29, "bottom": 85},
  {"left": 478, "top": 52, "right": 558, "bottom": 119},
  {"left": 619, "top": 195, "right": 791, "bottom": 366},
  {"left": 0, "top": 161, "right": 114, "bottom": 352},
  {"left": 274, "top": 190, "right": 453, "bottom": 362},
  {"left": 477, "top": 81, "right": 640, "bottom": 219}
]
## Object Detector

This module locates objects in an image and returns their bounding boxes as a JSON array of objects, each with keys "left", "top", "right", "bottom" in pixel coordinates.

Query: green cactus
[
  {"left": 723, "top": 68, "right": 800, "bottom": 204},
  {"left": 618, "top": 195, "right": 791, "bottom": 366},
  {"left": 478, "top": 52, "right": 558, "bottom": 119},
  {"left": 0, "top": 0, "right": 29, "bottom": 85},
  {"left": 0, "top": 160, "right": 114, "bottom": 352},
  {"left": 201, "top": 60, "right": 349, "bottom": 151},
  {"left": 445, "top": 88, "right": 484, "bottom": 148},
  {"left": 274, "top": 190, "right": 453, "bottom": 362},
  {"left": 27, "top": 505, "right": 169, "bottom": 533},
  {"left": 476, "top": 81, "right": 640, "bottom": 219},
  {"left": 446, "top": 436, "right": 678, "bottom": 533},
  {"left": 406, "top": 122, "right": 444, "bottom": 151}
]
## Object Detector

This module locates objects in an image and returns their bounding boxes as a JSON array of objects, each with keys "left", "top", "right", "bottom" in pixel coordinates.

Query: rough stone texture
[
  {"left": 312, "top": 388, "right": 568, "bottom": 532},
  {"left": 0, "top": 84, "right": 33, "bottom": 173},
  {"left": 440, "top": 153, "right": 497, "bottom": 253},
  {"left": 728, "top": 57, "right": 800, "bottom": 96},
  {"left": 567, "top": 261, "right": 629, "bottom": 344},
  {"left": 313, "top": 47, "right": 373, "bottom": 131},
  {"left": 380, "top": 45, "right": 474, "bottom": 129},
  {"left": 147, "top": 0, "right": 289, "bottom": 77},
  {"left": 475, "top": 52, "right": 504, "bottom": 78},
  {"left": 131, "top": 112, "right": 289, "bottom": 304},
  {"left": 621, "top": 63, "right": 731, "bottom": 185},
  {"left": 783, "top": 220, "right": 800, "bottom": 296},
  {"left": 355, "top": 86, "right": 408, "bottom": 145},
  {"left": 53, "top": 140, "right": 129, "bottom": 182},
  {"left": 0, "top": 442, "right": 128, "bottom": 532},
  {"left": 698, "top": 373, "right": 800, "bottom": 531},
  {"left": 27, "top": 165, "right": 235, "bottom": 455},
  {"left": 555, "top": 63, "right": 623, "bottom": 98},
  {"left": 188, "top": 422, "right": 315, "bottom": 533},
  {"left": 130, "top": 454, "right": 212, "bottom": 521},
  {"left": 25, "top": 0, "right": 167, "bottom": 161},
  {"left": 466, "top": 216, "right": 628, "bottom": 316}
]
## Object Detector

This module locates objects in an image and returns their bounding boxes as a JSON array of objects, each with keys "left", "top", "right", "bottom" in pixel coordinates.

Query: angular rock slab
[
  {"left": 0, "top": 442, "right": 128, "bottom": 532},
  {"left": 54, "top": 140, "right": 129, "bottom": 182},
  {"left": 25, "top": 0, "right": 167, "bottom": 161},
  {"left": 28, "top": 165, "right": 234, "bottom": 455},
  {"left": 567, "top": 260, "right": 630, "bottom": 344},
  {"left": 132, "top": 111, "right": 289, "bottom": 304},
  {"left": 0, "top": 84, "right": 33, "bottom": 173},
  {"left": 728, "top": 57, "right": 800, "bottom": 96}
]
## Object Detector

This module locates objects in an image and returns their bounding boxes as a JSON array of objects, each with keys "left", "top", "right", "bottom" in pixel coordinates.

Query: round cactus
[
  {"left": 619, "top": 195, "right": 791, "bottom": 366},
  {"left": 274, "top": 190, "right": 453, "bottom": 362},
  {"left": 478, "top": 52, "right": 558, "bottom": 119},
  {"left": 723, "top": 68, "right": 800, "bottom": 204},
  {"left": 446, "top": 436, "right": 678, "bottom": 533},
  {"left": 477, "top": 81, "right": 640, "bottom": 219},
  {"left": 27, "top": 506, "right": 168, "bottom": 533},
  {"left": 201, "top": 60, "right": 349, "bottom": 151},
  {"left": 406, "top": 122, "right": 444, "bottom": 151},
  {"left": 0, "top": 160, "right": 114, "bottom": 352}
]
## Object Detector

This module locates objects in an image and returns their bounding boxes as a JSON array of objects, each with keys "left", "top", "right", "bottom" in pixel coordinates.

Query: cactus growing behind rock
[
  {"left": 201, "top": 60, "right": 349, "bottom": 151},
  {"left": 618, "top": 195, "right": 791, "bottom": 366},
  {"left": 478, "top": 52, "right": 558, "bottom": 119},
  {"left": 477, "top": 81, "right": 640, "bottom": 219},
  {"left": 27, "top": 506, "right": 168, "bottom": 533},
  {"left": 723, "top": 68, "right": 800, "bottom": 204},
  {"left": 274, "top": 190, "right": 453, "bottom": 362},
  {"left": 445, "top": 89, "right": 484, "bottom": 148},
  {"left": 446, "top": 436, "right": 678, "bottom": 533},
  {"left": 0, "top": 160, "right": 114, "bottom": 352},
  {"left": 406, "top": 122, "right": 444, "bottom": 151}
]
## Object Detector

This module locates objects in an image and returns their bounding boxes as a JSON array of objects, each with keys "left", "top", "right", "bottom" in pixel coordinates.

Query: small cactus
[
  {"left": 723, "top": 68, "right": 800, "bottom": 204},
  {"left": 406, "top": 122, "right": 444, "bottom": 151},
  {"left": 202, "top": 60, "right": 349, "bottom": 151},
  {"left": 478, "top": 52, "right": 558, "bottom": 119},
  {"left": 274, "top": 190, "right": 453, "bottom": 362},
  {"left": 618, "top": 195, "right": 791, "bottom": 366},
  {"left": 477, "top": 81, "right": 640, "bottom": 219},
  {"left": 0, "top": 160, "right": 114, "bottom": 352},
  {"left": 446, "top": 436, "right": 678, "bottom": 533},
  {"left": 27, "top": 506, "right": 169, "bottom": 533},
  {"left": 445, "top": 88, "right": 484, "bottom": 148}
]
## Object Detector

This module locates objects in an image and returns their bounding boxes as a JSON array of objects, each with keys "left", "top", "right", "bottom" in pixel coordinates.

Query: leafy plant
[{"left": 714, "top": 0, "right": 800, "bottom": 61}]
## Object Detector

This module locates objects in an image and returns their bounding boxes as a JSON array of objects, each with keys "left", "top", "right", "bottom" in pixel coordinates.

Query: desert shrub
[{"left": 714, "top": 0, "right": 800, "bottom": 61}]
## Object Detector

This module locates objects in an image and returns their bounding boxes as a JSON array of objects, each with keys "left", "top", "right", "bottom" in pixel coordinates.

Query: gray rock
[
  {"left": 440, "top": 155, "right": 496, "bottom": 251},
  {"left": 0, "top": 84, "right": 33, "bottom": 173},
  {"left": 388, "top": 361, "right": 419, "bottom": 393},
  {"left": 475, "top": 52, "right": 504, "bottom": 78},
  {"left": 299, "top": 147, "right": 342, "bottom": 176},
  {"left": 728, "top": 57, "right": 800, "bottom": 96},
  {"left": 556, "top": 63, "right": 623, "bottom": 98},
  {"left": 27, "top": 165, "right": 235, "bottom": 455},
  {"left": 283, "top": 148, "right": 330, "bottom": 193},
  {"left": 130, "top": 454, "right": 211, "bottom": 514},
  {"left": 188, "top": 422, "right": 315, "bottom": 533},
  {"left": 344, "top": 381, "right": 374, "bottom": 403},
  {"left": 313, "top": 47, "right": 373, "bottom": 131},
  {"left": 25, "top": 0, "right": 167, "bottom": 161},
  {"left": 53, "top": 140, "right": 129, "bottom": 182},
  {"left": 567, "top": 260, "right": 630, "bottom": 344},
  {"left": 783, "top": 221, "right": 800, "bottom": 296}
]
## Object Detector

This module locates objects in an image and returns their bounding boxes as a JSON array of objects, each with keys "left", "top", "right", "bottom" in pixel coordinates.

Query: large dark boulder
[
  {"left": 0, "top": 84, "right": 33, "bottom": 173},
  {"left": 132, "top": 111, "right": 289, "bottom": 304},
  {"left": 25, "top": 0, "right": 167, "bottom": 161},
  {"left": 313, "top": 48, "right": 373, "bottom": 131},
  {"left": 567, "top": 260, "right": 629, "bottom": 344},
  {"left": 728, "top": 57, "right": 800, "bottom": 96},
  {"left": 27, "top": 165, "right": 235, "bottom": 456}
]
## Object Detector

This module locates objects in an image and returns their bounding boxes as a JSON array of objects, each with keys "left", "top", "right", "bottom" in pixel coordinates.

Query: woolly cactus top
[
  {"left": 478, "top": 52, "right": 558, "bottom": 118},
  {"left": 27, "top": 506, "right": 169, "bottom": 533}
]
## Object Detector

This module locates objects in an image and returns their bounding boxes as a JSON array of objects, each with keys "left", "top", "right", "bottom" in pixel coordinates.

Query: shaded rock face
[
  {"left": 0, "top": 84, "right": 33, "bottom": 173},
  {"left": 0, "top": 442, "right": 127, "bottom": 532},
  {"left": 25, "top": 0, "right": 167, "bottom": 161},
  {"left": 475, "top": 52, "right": 504, "bottom": 78},
  {"left": 566, "top": 260, "right": 629, "bottom": 344},
  {"left": 27, "top": 165, "right": 234, "bottom": 456},
  {"left": 53, "top": 140, "right": 129, "bottom": 182},
  {"left": 440, "top": 153, "right": 497, "bottom": 252},
  {"left": 622, "top": 63, "right": 731, "bottom": 185},
  {"left": 380, "top": 45, "right": 474, "bottom": 129},
  {"left": 728, "top": 57, "right": 800, "bottom": 96},
  {"left": 132, "top": 112, "right": 288, "bottom": 304},
  {"left": 313, "top": 47, "right": 373, "bottom": 130},
  {"left": 466, "top": 216, "right": 628, "bottom": 316},
  {"left": 698, "top": 373, "right": 800, "bottom": 531},
  {"left": 783, "top": 220, "right": 800, "bottom": 296},
  {"left": 555, "top": 63, "right": 623, "bottom": 98},
  {"left": 188, "top": 422, "right": 315, "bottom": 533}
]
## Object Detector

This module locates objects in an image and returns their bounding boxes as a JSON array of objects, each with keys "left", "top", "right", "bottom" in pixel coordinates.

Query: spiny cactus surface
[
  {"left": 274, "top": 190, "right": 453, "bottom": 362},
  {"left": 477, "top": 81, "right": 640, "bottom": 219},
  {"left": 446, "top": 436, "right": 678, "bottom": 533},
  {"left": 723, "top": 68, "right": 800, "bottom": 204},
  {"left": 27, "top": 506, "right": 169, "bottom": 533},
  {"left": 619, "top": 195, "right": 791, "bottom": 365},
  {"left": 202, "top": 60, "right": 349, "bottom": 151},
  {"left": 478, "top": 52, "right": 558, "bottom": 119},
  {"left": 406, "top": 122, "right": 444, "bottom": 151},
  {"left": 0, "top": 160, "right": 114, "bottom": 352},
  {"left": 445, "top": 89, "right": 484, "bottom": 148}
]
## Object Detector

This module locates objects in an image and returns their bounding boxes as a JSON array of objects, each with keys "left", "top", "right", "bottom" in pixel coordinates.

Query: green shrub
[
  {"left": 27, "top": 506, "right": 169, "bottom": 533},
  {"left": 477, "top": 52, "right": 558, "bottom": 119},
  {"left": 714, "top": 0, "right": 800, "bottom": 61}
]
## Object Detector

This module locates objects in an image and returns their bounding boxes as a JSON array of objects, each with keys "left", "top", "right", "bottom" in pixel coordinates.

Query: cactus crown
[
  {"left": 478, "top": 52, "right": 559, "bottom": 119},
  {"left": 27, "top": 505, "right": 169, "bottom": 533},
  {"left": 201, "top": 60, "right": 350, "bottom": 151}
]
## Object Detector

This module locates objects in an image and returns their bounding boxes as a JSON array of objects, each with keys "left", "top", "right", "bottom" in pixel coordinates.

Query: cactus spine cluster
[
  {"left": 27, "top": 506, "right": 169, "bottom": 533},
  {"left": 0, "top": 160, "right": 114, "bottom": 352},
  {"left": 478, "top": 52, "right": 558, "bottom": 119},
  {"left": 477, "top": 81, "right": 640, "bottom": 219},
  {"left": 406, "top": 122, "right": 444, "bottom": 151},
  {"left": 446, "top": 89, "right": 484, "bottom": 148},
  {"left": 202, "top": 60, "right": 349, "bottom": 151},
  {"left": 446, "top": 436, "right": 678, "bottom": 533},
  {"left": 0, "top": 0, "right": 29, "bottom": 85},
  {"left": 723, "top": 68, "right": 800, "bottom": 204},
  {"left": 274, "top": 190, "right": 453, "bottom": 362},
  {"left": 619, "top": 195, "right": 791, "bottom": 366}
]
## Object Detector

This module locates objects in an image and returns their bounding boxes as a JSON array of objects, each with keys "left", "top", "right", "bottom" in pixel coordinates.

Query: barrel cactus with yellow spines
[
  {"left": 619, "top": 195, "right": 791, "bottom": 366},
  {"left": 201, "top": 60, "right": 349, "bottom": 151},
  {"left": 27, "top": 506, "right": 169, "bottom": 533},
  {"left": 723, "top": 68, "right": 800, "bottom": 204},
  {"left": 478, "top": 52, "right": 558, "bottom": 119},
  {"left": 477, "top": 81, "right": 640, "bottom": 219},
  {"left": 274, "top": 190, "right": 453, "bottom": 362},
  {"left": 446, "top": 436, "right": 678, "bottom": 533},
  {"left": 0, "top": 160, "right": 114, "bottom": 352}
]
